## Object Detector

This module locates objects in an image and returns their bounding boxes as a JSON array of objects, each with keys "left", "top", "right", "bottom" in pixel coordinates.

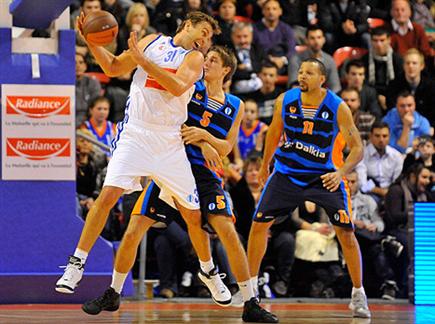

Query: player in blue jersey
[
  {"left": 81, "top": 46, "right": 278, "bottom": 323},
  {"left": 247, "top": 58, "right": 371, "bottom": 318}
]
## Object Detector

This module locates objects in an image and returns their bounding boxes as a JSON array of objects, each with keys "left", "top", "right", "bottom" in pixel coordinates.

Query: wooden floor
[{"left": 0, "top": 299, "right": 433, "bottom": 323}]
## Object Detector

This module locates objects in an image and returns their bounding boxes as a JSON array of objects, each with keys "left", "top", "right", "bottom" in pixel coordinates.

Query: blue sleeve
[
  {"left": 383, "top": 115, "right": 405, "bottom": 153},
  {"left": 419, "top": 116, "right": 431, "bottom": 135}
]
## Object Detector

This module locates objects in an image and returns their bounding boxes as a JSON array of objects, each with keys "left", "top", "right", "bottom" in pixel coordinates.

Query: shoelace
[
  {"left": 352, "top": 293, "right": 367, "bottom": 308},
  {"left": 210, "top": 273, "right": 227, "bottom": 294}
]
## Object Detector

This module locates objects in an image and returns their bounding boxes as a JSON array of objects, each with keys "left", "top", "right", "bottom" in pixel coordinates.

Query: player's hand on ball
[
  {"left": 181, "top": 125, "right": 209, "bottom": 145},
  {"left": 321, "top": 171, "right": 343, "bottom": 192},
  {"left": 258, "top": 164, "right": 270, "bottom": 187},
  {"left": 76, "top": 12, "right": 86, "bottom": 42}
]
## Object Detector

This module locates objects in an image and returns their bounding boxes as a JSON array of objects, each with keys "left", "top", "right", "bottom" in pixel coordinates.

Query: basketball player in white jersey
[{"left": 56, "top": 11, "right": 231, "bottom": 305}]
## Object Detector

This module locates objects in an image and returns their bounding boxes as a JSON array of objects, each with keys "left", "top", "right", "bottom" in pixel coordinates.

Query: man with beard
[{"left": 247, "top": 58, "right": 371, "bottom": 318}]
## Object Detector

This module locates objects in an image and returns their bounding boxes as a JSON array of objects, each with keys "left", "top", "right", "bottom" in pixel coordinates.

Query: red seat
[
  {"left": 84, "top": 72, "right": 110, "bottom": 84},
  {"left": 234, "top": 15, "right": 253, "bottom": 23},
  {"left": 275, "top": 75, "right": 288, "bottom": 86},
  {"left": 332, "top": 47, "right": 368, "bottom": 67},
  {"left": 367, "top": 18, "right": 386, "bottom": 29}
]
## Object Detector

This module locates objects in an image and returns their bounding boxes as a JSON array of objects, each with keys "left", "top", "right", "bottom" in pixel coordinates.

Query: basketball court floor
[{"left": 1, "top": 298, "right": 432, "bottom": 324}]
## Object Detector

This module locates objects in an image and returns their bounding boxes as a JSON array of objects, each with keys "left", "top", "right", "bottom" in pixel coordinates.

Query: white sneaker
[
  {"left": 349, "top": 290, "right": 371, "bottom": 318},
  {"left": 55, "top": 256, "right": 84, "bottom": 294},
  {"left": 230, "top": 290, "right": 244, "bottom": 308},
  {"left": 198, "top": 267, "right": 232, "bottom": 307}
]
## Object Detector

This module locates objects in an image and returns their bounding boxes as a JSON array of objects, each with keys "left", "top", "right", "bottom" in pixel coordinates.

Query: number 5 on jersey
[{"left": 200, "top": 111, "right": 213, "bottom": 127}]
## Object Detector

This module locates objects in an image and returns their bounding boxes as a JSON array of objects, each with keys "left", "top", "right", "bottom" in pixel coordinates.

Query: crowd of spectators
[{"left": 71, "top": 0, "right": 434, "bottom": 300}]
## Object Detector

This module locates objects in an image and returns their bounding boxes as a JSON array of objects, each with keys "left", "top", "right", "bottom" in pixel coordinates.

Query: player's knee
[
  {"left": 183, "top": 209, "right": 202, "bottom": 228},
  {"left": 336, "top": 228, "right": 355, "bottom": 247}
]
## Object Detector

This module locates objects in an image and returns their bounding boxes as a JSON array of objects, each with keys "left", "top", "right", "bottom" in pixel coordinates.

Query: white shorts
[{"left": 103, "top": 118, "right": 199, "bottom": 210}]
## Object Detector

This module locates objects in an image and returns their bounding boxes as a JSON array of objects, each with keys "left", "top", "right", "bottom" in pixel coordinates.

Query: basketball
[{"left": 82, "top": 10, "right": 118, "bottom": 46}]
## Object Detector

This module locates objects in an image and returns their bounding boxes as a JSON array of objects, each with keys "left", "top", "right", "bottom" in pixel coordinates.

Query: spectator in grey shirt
[
  {"left": 289, "top": 25, "right": 341, "bottom": 93},
  {"left": 356, "top": 121, "right": 403, "bottom": 204}
]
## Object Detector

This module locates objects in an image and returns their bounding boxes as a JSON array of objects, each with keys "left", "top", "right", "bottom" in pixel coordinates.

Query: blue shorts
[
  {"left": 132, "top": 164, "right": 233, "bottom": 226},
  {"left": 254, "top": 171, "right": 354, "bottom": 229}
]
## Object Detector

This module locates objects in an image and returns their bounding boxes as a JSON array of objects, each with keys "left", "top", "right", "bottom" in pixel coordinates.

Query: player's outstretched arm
[
  {"left": 128, "top": 32, "right": 204, "bottom": 96},
  {"left": 258, "top": 93, "right": 284, "bottom": 186},
  {"left": 337, "top": 102, "right": 364, "bottom": 175},
  {"left": 76, "top": 12, "right": 142, "bottom": 77}
]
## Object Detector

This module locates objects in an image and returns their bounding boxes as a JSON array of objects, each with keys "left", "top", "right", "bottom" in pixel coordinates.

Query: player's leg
[
  {"left": 82, "top": 184, "right": 161, "bottom": 315},
  {"left": 308, "top": 181, "right": 370, "bottom": 318},
  {"left": 247, "top": 172, "right": 301, "bottom": 297},
  {"left": 209, "top": 215, "right": 278, "bottom": 323},
  {"left": 55, "top": 185, "right": 124, "bottom": 293}
]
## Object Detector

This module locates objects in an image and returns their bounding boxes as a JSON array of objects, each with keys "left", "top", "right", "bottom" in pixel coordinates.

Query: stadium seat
[
  {"left": 367, "top": 18, "right": 386, "bottom": 29},
  {"left": 276, "top": 75, "right": 288, "bottom": 86},
  {"left": 332, "top": 47, "right": 368, "bottom": 68},
  {"left": 84, "top": 72, "right": 111, "bottom": 84},
  {"left": 234, "top": 15, "right": 253, "bottom": 23}
]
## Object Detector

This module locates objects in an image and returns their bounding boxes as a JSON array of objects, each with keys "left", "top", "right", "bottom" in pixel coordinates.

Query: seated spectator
[
  {"left": 384, "top": 163, "right": 433, "bottom": 293},
  {"left": 226, "top": 156, "right": 263, "bottom": 242},
  {"left": 340, "top": 88, "right": 375, "bottom": 143},
  {"left": 412, "top": 0, "right": 435, "bottom": 29},
  {"left": 116, "top": 3, "right": 156, "bottom": 54},
  {"left": 103, "top": 0, "right": 127, "bottom": 30},
  {"left": 290, "top": 201, "right": 347, "bottom": 298},
  {"left": 79, "top": 96, "right": 116, "bottom": 157},
  {"left": 253, "top": 0, "right": 296, "bottom": 75},
  {"left": 75, "top": 52, "right": 102, "bottom": 126},
  {"left": 288, "top": 25, "right": 341, "bottom": 93},
  {"left": 347, "top": 170, "right": 399, "bottom": 300},
  {"left": 214, "top": 0, "right": 238, "bottom": 46},
  {"left": 356, "top": 121, "right": 403, "bottom": 203},
  {"left": 344, "top": 60, "right": 382, "bottom": 120},
  {"left": 383, "top": 91, "right": 432, "bottom": 154},
  {"left": 230, "top": 22, "right": 265, "bottom": 95},
  {"left": 403, "top": 135, "right": 435, "bottom": 174},
  {"left": 318, "top": 0, "right": 370, "bottom": 52},
  {"left": 360, "top": 27, "right": 403, "bottom": 111},
  {"left": 243, "top": 61, "right": 283, "bottom": 125},
  {"left": 385, "top": 48, "right": 435, "bottom": 126},
  {"left": 236, "top": 99, "right": 268, "bottom": 161},
  {"left": 151, "top": 220, "right": 197, "bottom": 298},
  {"left": 388, "top": 0, "right": 434, "bottom": 59}
]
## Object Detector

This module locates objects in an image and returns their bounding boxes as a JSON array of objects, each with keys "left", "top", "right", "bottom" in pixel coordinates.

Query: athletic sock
[
  {"left": 73, "top": 248, "right": 88, "bottom": 264},
  {"left": 199, "top": 259, "right": 215, "bottom": 274},
  {"left": 251, "top": 276, "right": 259, "bottom": 297},
  {"left": 238, "top": 279, "right": 255, "bottom": 302},
  {"left": 111, "top": 271, "right": 128, "bottom": 294}
]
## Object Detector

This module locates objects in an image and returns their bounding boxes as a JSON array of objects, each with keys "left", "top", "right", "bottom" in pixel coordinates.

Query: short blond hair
[
  {"left": 404, "top": 48, "right": 425, "bottom": 65},
  {"left": 126, "top": 3, "right": 150, "bottom": 30}
]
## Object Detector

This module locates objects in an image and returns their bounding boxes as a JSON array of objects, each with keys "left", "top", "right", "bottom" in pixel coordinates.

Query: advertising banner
[{"left": 1, "top": 84, "right": 75, "bottom": 180}]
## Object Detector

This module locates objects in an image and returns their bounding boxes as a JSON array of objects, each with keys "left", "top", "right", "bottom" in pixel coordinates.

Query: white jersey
[{"left": 127, "top": 35, "right": 197, "bottom": 127}]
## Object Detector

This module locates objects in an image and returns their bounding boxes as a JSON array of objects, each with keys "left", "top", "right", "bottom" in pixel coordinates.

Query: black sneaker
[
  {"left": 381, "top": 236, "right": 404, "bottom": 258},
  {"left": 82, "top": 287, "right": 120, "bottom": 315},
  {"left": 242, "top": 297, "right": 279, "bottom": 323},
  {"left": 381, "top": 280, "right": 398, "bottom": 300}
]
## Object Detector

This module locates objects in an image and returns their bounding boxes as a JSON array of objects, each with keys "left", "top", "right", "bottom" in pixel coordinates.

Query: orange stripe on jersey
[
  {"left": 342, "top": 177, "right": 353, "bottom": 222},
  {"left": 90, "top": 118, "right": 107, "bottom": 138},
  {"left": 301, "top": 105, "right": 319, "bottom": 109},
  {"left": 331, "top": 131, "right": 345, "bottom": 169},
  {"left": 132, "top": 182, "right": 151, "bottom": 216},
  {"left": 144, "top": 68, "right": 177, "bottom": 90},
  {"left": 241, "top": 120, "right": 260, "bottom": 137}
]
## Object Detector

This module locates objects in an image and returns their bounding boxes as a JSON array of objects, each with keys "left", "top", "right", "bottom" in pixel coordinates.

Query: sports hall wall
[{"left": 0, "top": 0, "right": 113, "bottom": 303}]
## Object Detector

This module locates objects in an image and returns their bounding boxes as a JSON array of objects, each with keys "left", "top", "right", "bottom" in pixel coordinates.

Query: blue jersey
[
  {"left": 83, "top": 120, "right": 116, "bottom": 156},
  {"left": 185, "top": 80, "right": 241, "bottom": 168},
  {"left": 275, "top": 88, "right": 346, "bottom": 187},
  {"left": 238, "top": 120, "right": 264, "bottom": 160}
]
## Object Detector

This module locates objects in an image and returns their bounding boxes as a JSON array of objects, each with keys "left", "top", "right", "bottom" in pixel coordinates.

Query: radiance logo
[
  {"left": 6, "top": 138, "right": 71, "bottom": 160},
  {"left": 6, "top": 96, "right": 70, "bottom": 118}
]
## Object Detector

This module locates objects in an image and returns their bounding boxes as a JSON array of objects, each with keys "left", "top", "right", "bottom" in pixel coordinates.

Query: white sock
[
  {"left": 111, "top": 270, "right": 128, "bottom": 294},
  {"left": 199, "top": 259, "right": 215, "bottom": 274},
  {"left": 251, "top": 276, "right": 259, "bottom": 296},
  {"left": 352, "top": 286, "right": 366, "bottom": 295},
  {"left": 74, "top": 248, "right": 88, "bottom": 264},
  {"left": 238, "top": 279, "right": 255, "bottom": 302}
]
